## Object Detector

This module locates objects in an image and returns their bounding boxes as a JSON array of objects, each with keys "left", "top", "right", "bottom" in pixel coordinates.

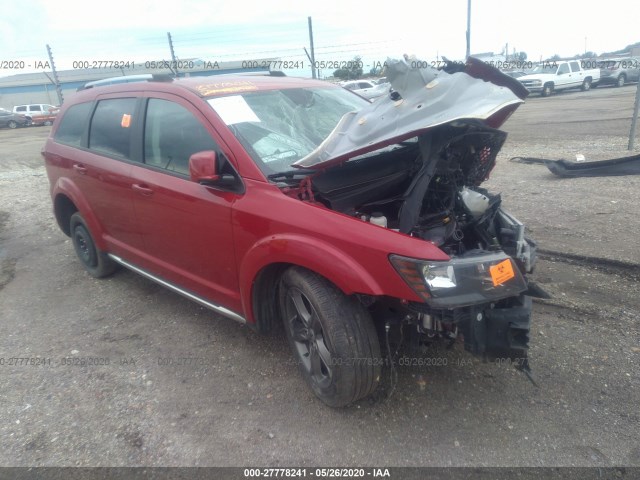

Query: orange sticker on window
[
  {"left": 490, "top": 259, "right": 515, "bottom": 286},
  {"left": 121, "top": 114, "right": 131, "bottom": 128}
]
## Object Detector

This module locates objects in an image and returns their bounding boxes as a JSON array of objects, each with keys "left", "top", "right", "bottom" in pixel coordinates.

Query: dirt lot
[{"left": 0, "top": 85, "right": 639, "bottom": 468}]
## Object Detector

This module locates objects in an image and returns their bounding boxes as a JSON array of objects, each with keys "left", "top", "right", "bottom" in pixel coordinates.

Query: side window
[
  {"left": 16, "top": 106, "right": 26, "bottom": 112},
  {"left": 54, "top": 102, "right": 94, "bottom": 146},
  {"left": 569, "top": 61, "right": 580, "bottom": 72},
  {"left": 144, "top": 98, "right": 218, "bottom": 176},
  {"left": 89, "top": 98, "right": 137, "bottom": 159},
  {"left": 558, "top": 64, "right": 570, "bottom": 75},
  {"left": 30, "top": 105, "right": 42, "bottom": 112}
]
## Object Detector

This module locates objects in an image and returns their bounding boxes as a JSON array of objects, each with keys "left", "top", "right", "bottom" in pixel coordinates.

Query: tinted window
[
  {"left": 558, "top": 64, "right": 570, "bottom": 75},
  {"left": 569, "top": 61, "right": 580, "bottom": 72},
  {"left": 54, "top": 102, "right": 94, "bottom": 146},
  {"left": 144, "top": 99, "right": 217, "bottom": 176},
  {"left": 16, "top": 106, "right": 26, "bottom": 112},
  {"left": 89, "top": 98, "right": 137, "bottom": 158},
  {"left": 30, "top": 105, "right": 42, "bottom": 112}
]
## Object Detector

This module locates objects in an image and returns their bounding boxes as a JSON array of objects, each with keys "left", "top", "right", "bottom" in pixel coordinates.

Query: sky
[{"left": 1, "top": 0, "right": 638, "bottom": 79}]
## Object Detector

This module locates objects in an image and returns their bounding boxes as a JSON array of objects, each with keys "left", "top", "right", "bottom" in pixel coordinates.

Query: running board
[{"left": 107, "top": 254, "right": 246, "bottom": 324}]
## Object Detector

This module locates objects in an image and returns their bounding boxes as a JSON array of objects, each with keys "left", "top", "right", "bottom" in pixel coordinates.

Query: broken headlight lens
[{"left": 390, "top": 251, "right": 528, "bottom": 308}]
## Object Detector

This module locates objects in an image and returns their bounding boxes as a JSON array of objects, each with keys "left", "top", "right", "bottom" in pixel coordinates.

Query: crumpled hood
[{"left": 293, "top": 57, "right": 527, "bottom": 170}]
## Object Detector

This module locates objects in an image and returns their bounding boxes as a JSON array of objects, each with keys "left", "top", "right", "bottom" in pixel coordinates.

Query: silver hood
[{"left": 293, "top": 57, "right": 528, "bottom": 170}]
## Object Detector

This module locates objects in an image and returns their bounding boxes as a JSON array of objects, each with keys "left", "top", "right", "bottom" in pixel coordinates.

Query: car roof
[{"left": 68, "top": 74, "right": 335, "bottom": 103}]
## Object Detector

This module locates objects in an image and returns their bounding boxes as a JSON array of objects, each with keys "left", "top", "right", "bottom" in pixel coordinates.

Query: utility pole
[
  {"left": 465, "top": 0, "right": 471, "bottom": 59},
  {"left": 46, "top": 44, "right": 64, "bottom": 105},
  {"left": 167, "top": 32, "right": 179, "bottom": 76},
  {"left": 628, "top": 80, "right": 640, "bottom": 150},
  {"left": 308, "top": 17, "right": 317, "bottom": 79}
]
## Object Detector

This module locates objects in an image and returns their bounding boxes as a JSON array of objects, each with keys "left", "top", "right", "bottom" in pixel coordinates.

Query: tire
[
  {"left": 70, "top": 212, "right": 118, "bottom": 278},
  {"left": 617, "top": 75, "right": 626, "bottom": 87},
  {"left": 8, "top": 120, "right": 17, "bottom": 129},
  {"left": 541, "top": 83, "right": 553, "bottom": 97},
  {"left": 279, "top": 267, "right": 381, "bottom": 407},
  {"left": 581, "top": 78, "right": 592, "bottom": 91}
]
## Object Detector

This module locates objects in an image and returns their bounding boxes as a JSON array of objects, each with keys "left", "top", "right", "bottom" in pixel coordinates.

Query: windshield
[
  {"left": 207, "top": 87, "right": 368, "bottom": 176},
  {"left": 531, "top": 65, "right": 558, "bottom": 74}
]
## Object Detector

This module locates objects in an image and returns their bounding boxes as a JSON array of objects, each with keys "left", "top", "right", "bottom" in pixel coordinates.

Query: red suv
[{"left": 43, "top": 60, "right": 537, "bottom": 407}]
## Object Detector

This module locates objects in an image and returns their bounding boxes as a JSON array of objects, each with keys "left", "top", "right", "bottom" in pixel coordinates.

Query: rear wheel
[
  {"left": 279, "top": 267, "right": 381, "bottom": 407},
  {"left": 70, "top": 213, "right": 118, "bottom": 278},
  {"left": 617, "top": 75, "right": 626, "bottom": 87},
  {"left": 7, "top": 120, "right": 17, "bottom": 129},
  {"left": 581, "top": 78, "right": 592, "bottom": 91}
]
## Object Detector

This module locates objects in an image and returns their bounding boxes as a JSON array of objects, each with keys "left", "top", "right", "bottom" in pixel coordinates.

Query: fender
[
  {"left": 238, "top": 233, "right": 384, "bottom": 324},
  {"left": 52, "top": 177, "right": 108, "bottom": 250}
]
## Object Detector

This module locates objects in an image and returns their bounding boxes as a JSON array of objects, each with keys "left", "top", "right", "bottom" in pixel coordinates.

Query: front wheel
[
  {"left": 70, "top": 213, "right": 118, "bottom": 278},
  {"left": 541, "top": 83, "right": 553, "bottom": 97},
  {"left": 617, "top": 75, "right": 626, "bottom": 87},
  {"left": 279, "top": 267, "right": 381, "bottom": 407},
  {"left": 7, "top": 120, "right": 17, "bottom": 129},
  {"left": 581, "top": 78, "right": 592, "bottom": 91}
]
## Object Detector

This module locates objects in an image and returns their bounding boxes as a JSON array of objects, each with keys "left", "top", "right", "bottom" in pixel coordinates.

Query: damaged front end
[{"left": 292, "top": 59, "right": 537, "bottom": 366}]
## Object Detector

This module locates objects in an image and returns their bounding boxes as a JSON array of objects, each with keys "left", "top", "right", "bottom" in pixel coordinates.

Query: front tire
[
  {"left": 279, "top": 267, "right": 381, "bottom": 407},
  {"left": 541, "top": 83, "right": 553, "bottom": 97},
  {"left": 617, "top": 75, "right": 626, "bottom": 87},
  {"left": 70, "top": 213, "right": 118, "bottom": 278},
  {"left": 581, "top": 78, "right": 592, "bottom": 91},
  {"left": 8, "top": 120, "right": 17, "bottom": 129}
]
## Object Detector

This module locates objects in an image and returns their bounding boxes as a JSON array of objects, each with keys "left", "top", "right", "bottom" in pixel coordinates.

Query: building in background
[{"left": 0, "top": 58, "right": 276, "bottom": 109}]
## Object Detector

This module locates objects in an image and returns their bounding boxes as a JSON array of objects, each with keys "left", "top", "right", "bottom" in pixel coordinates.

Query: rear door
[
  {"left": 569, "top": 61, "right": 583, "bottom": 88},
  {"left": 129, "top": 93, "right": 242, "bottom": 313}
]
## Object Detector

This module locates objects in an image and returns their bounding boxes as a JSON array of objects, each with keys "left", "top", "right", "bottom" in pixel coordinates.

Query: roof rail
[{"left": 77, "top": 73, "right": 174, "bottom": 91}]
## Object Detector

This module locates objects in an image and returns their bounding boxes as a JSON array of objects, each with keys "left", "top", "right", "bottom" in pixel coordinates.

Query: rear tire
[
  {"left": 8, "top": 120, "right": 17, "bottom": 129},
  {"left": 70, "top": 213, "right": 118, "bottom": 278},
  {"left": 279, "top": 267, "right": 381, "bottom": 407},
  {"left": 581, "top": 78, "right": 592, "bottom": 91},
  {"left": 617, "top": 75, "right": 626, "bottom": 87}
]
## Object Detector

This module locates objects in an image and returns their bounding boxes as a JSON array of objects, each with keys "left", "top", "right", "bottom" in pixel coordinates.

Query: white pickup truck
[{"left": 518, "top": 60, "right": 600, "bottom": 96}]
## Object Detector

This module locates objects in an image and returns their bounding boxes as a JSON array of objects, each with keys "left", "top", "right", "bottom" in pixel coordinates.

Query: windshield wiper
[{"left": 267, "top": 169, "right": 316, "bottom": 181}]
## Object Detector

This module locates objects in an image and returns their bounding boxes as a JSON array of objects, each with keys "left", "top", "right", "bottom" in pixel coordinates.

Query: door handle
[
  {"left": 132, "top": 183, "right": 154, "bottom": 196},
  {"left": 73, "top": 164, "right": 87, "bottom": 175}
]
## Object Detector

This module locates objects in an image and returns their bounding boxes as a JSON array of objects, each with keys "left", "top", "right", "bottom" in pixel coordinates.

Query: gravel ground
[{"left": 0, "top": 85, "right": 639, "bottom": 468}]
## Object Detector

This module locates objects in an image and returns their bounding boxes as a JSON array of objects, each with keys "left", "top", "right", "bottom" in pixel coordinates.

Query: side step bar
[{"left": 107, "top": 254, "right": 246, "bottom": 324}]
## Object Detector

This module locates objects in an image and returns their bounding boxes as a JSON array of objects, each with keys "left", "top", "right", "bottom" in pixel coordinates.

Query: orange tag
[
  {"left": 490, "top": 259, "right": 515, "bottom": 286},
  {"left": 121, "top": 114, "right": 131, "bottom": 128}
]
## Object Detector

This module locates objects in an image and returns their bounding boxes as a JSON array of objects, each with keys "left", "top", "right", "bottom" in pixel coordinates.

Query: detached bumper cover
[{"left": 459, "top": 295, "right": 532, "bottom": 359}]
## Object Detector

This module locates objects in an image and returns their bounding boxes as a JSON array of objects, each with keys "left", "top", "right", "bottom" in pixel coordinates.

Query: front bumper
[{"left": 408, "top": 294, "right": 532, "bottom": 360}]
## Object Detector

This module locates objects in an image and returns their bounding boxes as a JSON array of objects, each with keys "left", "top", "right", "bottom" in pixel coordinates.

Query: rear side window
[
  {"left": 15, "top": 106, "right": 26, "bottom": 112},
  {"left": 54, "top": 102, "right": 93, "bottom": 146},
  {"left": 144, "top": 98, "right": 217, "bottom": 176},
  {"left": 569, "top": 61, "right": 580, "bottom": 72},
  {"left": 30, "top": 105, "right": 42, "bottom": 112},
  {"left": 89, "top": 98, "right": 137, "bottom": 159}
]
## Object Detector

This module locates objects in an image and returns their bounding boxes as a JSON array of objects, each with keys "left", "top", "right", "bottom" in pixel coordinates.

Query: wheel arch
[
  {"left": 240, "top": 234, "right": 385, "bottom": 329},
  {"left": 51, "top": 178, "right": 107, "bottom": 249}
]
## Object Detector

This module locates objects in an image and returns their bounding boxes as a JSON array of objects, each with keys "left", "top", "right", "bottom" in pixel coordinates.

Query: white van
[{"left": 12, "top": 104, "right": 60, "bottom": 125}]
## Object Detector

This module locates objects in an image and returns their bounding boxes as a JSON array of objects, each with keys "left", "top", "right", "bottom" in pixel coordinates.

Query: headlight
[{"left": 390, "top": 251, "right": 528, "bottom": 308}]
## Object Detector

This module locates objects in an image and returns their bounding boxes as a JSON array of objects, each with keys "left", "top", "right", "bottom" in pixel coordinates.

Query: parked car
[
  {"left": 43, "top": 60, "right": 537, "bottom": 407},
  {"left": 598, "top": 57, "right": 640, "bottom": 87},
  {"left": 13, "top": 104, "right": 59, "bottom": 125},
  {"left": 0, "top": 108, "right": 30, "bottom": 129},
  {"left": 518, "top": 60, "right": 600, "bottom": 96},
  {"left": 341, "top": 79, "right": 390, "bottom": 100}
]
